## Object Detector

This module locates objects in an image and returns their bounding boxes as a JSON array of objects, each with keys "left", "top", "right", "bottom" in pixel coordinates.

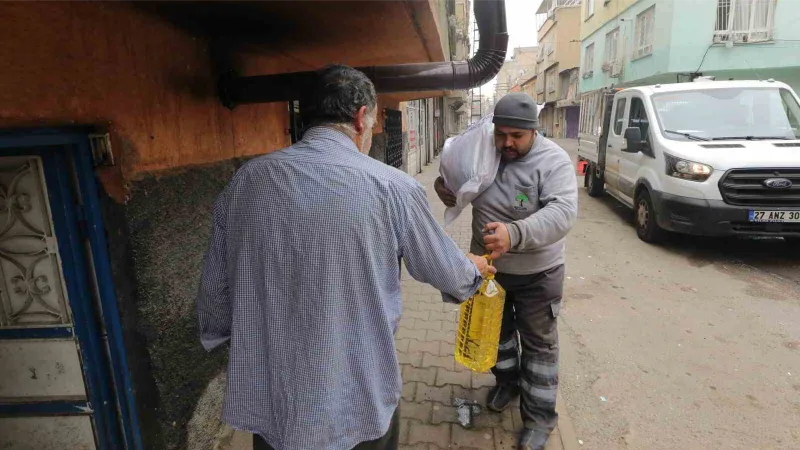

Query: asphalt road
[{"left": 551, "top": 138, "right": 800, "bottom": 449}]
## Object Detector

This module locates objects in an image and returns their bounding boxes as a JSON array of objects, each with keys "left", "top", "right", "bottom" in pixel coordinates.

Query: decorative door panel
[
  {"left": 0, "top": 339, "right": 86, "bottom": 399},
  {"left": 0, "top": 157, "right": 72, "bottom": 327},
  {"left": 0, "top": 155, "right": 95, "bottom": 449},
  {"left": 0, "top": 131, "right": 141, "bottom": 450},
  {"left": 0, "top": 416, "right": 96, "bottom": 449}
]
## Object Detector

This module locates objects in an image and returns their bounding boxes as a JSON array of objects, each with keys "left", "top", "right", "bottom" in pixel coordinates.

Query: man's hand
[
  {"left": 483, "top": 222, "right": 511, "bottom": 260},
  {"left": 467, "top": 253, "right": 496, "bottom": 278},
  {"left": 434, "top": 177, "right": 457, "bottom": 207}
]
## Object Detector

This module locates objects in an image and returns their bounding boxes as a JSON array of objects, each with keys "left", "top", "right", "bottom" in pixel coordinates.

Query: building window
[
  {"left": 547, "top": 68, "right": 557, "bottom": 93},
  {"left": 536, "top": 75, "right": 545, "bottom": 94},
  {"left": 583, "top": 43, "right": 595, "bottom": 78},
  {"left": 559, "top": 73, "right": 570, "bottom": 99},
  {"left": 579, "top": 90, "right": 604, "bottom": 136},
  {"left": 604, "top": 27, "right": 620, "bottom": 68},
  {"left": 613, "top": 98, "right": 627, "bottom": 135},
  {"left": 714, "top": 0, "right": 776, "bottom": 44},
  {"left": 628, "top": 97, "right": 650, "bottom": 140},
  {"left": 634, "top": 6, "right": 655, "bottom": 59},
  {"left": 586, "top": 0, "right": 595, "bottom": 18}
]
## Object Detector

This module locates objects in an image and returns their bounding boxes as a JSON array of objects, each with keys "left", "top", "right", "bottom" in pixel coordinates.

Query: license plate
[{"left": 749, "top": 210, "right": 800, "bottom": 222}]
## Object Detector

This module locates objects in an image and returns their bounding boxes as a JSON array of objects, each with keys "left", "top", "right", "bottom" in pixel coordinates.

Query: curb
[{"left": 556, "top": 398, "right": 581, "bottom": 450}]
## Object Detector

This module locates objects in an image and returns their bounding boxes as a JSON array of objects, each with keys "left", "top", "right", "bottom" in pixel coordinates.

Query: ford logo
[{"left": 764, "top": 178, "right": 793, "bottom": 189}]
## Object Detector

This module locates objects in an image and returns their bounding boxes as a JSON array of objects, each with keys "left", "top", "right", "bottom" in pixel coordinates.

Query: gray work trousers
[
  {"left": 491, "top": 264, "right": 564, "bottom": 432},
  {"left": 253, "top": 405, "right": 400, "bottom": 450}
]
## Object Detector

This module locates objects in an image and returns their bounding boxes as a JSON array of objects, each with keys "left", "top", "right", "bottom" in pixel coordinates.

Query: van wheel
[
  {"left": 635, "top": 189, "right": 665, "bottom": 243},
  {"left": 586, "top": 164, "right": 604, "bottom": 197}
]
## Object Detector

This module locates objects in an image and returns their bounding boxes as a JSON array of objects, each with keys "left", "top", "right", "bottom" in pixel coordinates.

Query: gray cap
[{"left": 492, "top": 92, "right": 539, "bottom": 130}]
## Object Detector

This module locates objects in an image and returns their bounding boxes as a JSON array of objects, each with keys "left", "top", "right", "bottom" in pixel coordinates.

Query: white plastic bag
[{"left": 439, "top": 113, "right": 500, "bottom": 226}]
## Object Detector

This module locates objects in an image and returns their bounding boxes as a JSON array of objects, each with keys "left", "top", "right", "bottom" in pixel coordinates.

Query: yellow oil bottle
[{"left": 455, "top": 264, "right": 506, "bottom": 372}]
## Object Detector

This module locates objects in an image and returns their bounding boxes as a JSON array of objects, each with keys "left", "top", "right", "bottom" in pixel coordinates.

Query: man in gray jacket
[{"left": 434, "top": 92, "right": 578, "bottom": 450}]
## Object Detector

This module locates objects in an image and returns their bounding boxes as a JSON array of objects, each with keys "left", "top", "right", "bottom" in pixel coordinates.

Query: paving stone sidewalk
[{"left": 396, "top": 157, "right": 579, "bottom": 450}]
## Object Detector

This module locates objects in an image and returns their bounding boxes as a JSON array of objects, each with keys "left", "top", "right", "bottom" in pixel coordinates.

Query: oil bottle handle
[
  {"left": 483, "top": 254, "right": 495, "bottom": 281},
  {"left": 483, "top": 228, "right": 496, "bottom": 280}
]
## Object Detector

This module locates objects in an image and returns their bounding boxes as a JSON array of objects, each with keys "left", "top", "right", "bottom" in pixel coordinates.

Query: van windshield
[{"left": 652, "top": 87, "right": 800, "bottom": 141}]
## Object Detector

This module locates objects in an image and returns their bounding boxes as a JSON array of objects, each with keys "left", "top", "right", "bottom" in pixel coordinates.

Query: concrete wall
[
  {"left": 0, "top": 3, "right": 286, "bottom": 448},
  {"left": 579, "top": 0, "right": 675, "bottom": 92},
  {"left": 537, "top": 4, "right": 583, "bottom": 139},
  {"left": 0, "top": 1, "right": 451, "bottom": 449},
  {"left": 522, "top": 79, "right": 537, "bottom": 99},
  {"left": 454, "top": 0, "right": 472, "bottom": 60},
  {"left": 515, "top": 47, "right": 540, "bottom": 70},
  {"left": 667, "top": 0, "right": 800, "bottom": 91},
  {"left": 545, "top": 66, "right": 560, "bottom": 104},
  {"left": 0, "top": 1, "right": 291, "bottom": 189},
  {"left": 554, "top": 7, "right": 583, "bottom": 70},
  {"left": 120, "top": 161, "right": 241, "bottom": 449},
  {"left": 581, "top": 0, "right": 640, "bottom": 40},
  {"left": 540, "top": 105, "right": 557, "bottom": 137},
  {"left": 579, "top": 0, "right": 800, "bottom": 94},
  {"left": 537, "top": 6, "right": 582, "bottom": 107},
  {"left": 495, "top": 47, "right": 539, "bottom": 98},
  {"left": 434, "top": 0, "right": 453, "bottom": 61},
  {"left": 0, "top": 0, "right": 448, "bottom": 185},
  {"left": 539, "top": 22, "right": 558, "bottom": 73},
  {"left": 536, "top": 72, "right": 547, "bottom": 104}
]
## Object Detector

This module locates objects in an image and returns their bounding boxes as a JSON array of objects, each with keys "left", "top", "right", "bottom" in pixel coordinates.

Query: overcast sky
[
  {"left": 482, "top": 0, "right": 543, "bottom": 93},
  {"left": 506, "top": 0, "right": 542, "bottom": 52}
]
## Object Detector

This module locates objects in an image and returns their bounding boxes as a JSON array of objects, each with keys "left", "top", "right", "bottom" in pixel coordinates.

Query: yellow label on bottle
[{"left": 454, "top": 278, "right": 506, "bottom": 373}]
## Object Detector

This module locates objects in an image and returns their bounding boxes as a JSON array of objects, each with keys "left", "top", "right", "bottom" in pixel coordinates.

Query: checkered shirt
[{"left": 197, "top": 126, "right": 482, "bottom": 450}]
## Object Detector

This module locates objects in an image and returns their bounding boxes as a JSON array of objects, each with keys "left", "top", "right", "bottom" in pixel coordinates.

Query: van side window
[
  {"left": 780, "top": 88, "right": 800, "bottom": 137},
  {"left": 613, "top": 98, "right": 627, "bottom": 135},
  {"left": 629, "top": 97, "right": 650, "bottom": 139}
]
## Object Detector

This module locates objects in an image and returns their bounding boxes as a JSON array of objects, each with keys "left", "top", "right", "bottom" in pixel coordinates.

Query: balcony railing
[
  {"left": 536, "top": 0, "right": 580, "bottom": 29},
  {"left": 714, "top": 0, "right": 776, "bottom": 44},
  {"left": 539, "top": 0, "right": 581, "bottom": 14}
]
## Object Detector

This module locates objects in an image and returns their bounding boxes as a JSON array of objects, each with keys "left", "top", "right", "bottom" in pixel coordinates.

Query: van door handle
[{"left": 608, "top": 144, "right": 613, "bottom": 148}]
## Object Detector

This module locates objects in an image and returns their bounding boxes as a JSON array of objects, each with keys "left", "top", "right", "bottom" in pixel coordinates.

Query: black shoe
[
  {"left": 486, "top": 383, "right": 519, "bottom": 412},
  {"left": 518, "top": 428, "right": 551, "bottom": 450}
]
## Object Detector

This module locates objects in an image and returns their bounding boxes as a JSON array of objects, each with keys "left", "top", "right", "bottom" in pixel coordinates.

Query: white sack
[{"left": 439, "top": 113, "right": 501, "bottom": 227}]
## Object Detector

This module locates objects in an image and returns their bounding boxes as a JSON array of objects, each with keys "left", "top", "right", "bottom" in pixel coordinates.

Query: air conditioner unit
[
  {"left": 611, "top": 61, "right": 623, "bottom": 78},
  {"left": 634, "top": 45, "right": 653, "bottom": 59}
]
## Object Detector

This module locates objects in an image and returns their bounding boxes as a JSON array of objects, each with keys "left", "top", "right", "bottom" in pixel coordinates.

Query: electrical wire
[
  {"left": 694, "top": 43, "right": 714, "bottom": 74},
  {"left": 694, "top": 38, "right": 800, "bottom": 74}
]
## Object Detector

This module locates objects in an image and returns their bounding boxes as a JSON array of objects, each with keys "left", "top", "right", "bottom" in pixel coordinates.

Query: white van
[{"left": 577, "top": 79, "right": 800, "bottom": 242}]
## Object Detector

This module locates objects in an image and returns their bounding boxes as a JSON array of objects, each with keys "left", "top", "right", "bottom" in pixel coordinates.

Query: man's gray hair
[{"left": 304, "top": 65, "right": 378, "bottom": 128}]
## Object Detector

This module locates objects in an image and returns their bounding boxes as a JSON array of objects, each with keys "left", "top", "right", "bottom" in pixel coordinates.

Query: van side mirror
[{"left": 623, "top": 127, "right": 644, "bottom": 153}]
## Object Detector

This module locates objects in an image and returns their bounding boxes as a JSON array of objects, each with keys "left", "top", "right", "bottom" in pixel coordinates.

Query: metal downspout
[{"left": 219, "top": 0, "right": 508, "bottom": 108}]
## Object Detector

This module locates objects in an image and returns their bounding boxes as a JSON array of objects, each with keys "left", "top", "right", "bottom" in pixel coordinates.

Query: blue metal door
[{"left": 0, "top": 131, "right": 141, "bottom": 450}]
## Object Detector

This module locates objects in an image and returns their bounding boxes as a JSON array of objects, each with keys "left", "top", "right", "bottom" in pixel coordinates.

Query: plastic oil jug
[{"left": 455, "top": 262, "right": 506, "bottom": 372}]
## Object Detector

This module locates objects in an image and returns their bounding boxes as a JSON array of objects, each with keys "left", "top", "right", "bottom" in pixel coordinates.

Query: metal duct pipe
[{"left": 219, "top": 0, "right": 508, "bottom": 108}]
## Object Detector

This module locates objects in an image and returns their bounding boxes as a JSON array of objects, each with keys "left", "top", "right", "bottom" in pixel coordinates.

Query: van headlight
[{"left": 664, "top": 154, "right": 713, "bottom": 182}]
